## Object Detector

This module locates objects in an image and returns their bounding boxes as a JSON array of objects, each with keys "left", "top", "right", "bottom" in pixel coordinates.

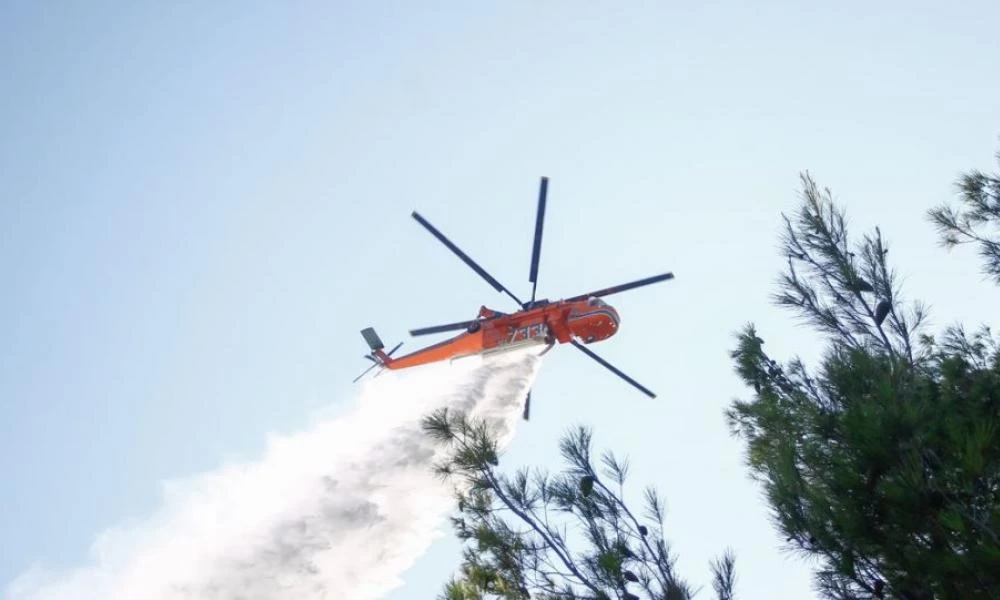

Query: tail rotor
[{"left": 353, "top": 329, "right": 402, "bottom": 382}]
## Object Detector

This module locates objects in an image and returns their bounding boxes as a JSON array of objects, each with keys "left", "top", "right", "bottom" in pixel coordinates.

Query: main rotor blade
[
  {"left": 528, "top": 177, "right": 548, "bottom": 304},
  {"left": 409, "top": 319, "right": 478, "bottom": 337},
  {"left": 571, "top": 340, "right": 656, "bottom": 398},
  {"left": 523, "top": 391, "right": 531, "bottom": 421},
  {"left": 565, "top": 272, "right": 675, "bottom": 302},
  {"left": 412, "top": 211, "right": 524, "bottom": 306}
]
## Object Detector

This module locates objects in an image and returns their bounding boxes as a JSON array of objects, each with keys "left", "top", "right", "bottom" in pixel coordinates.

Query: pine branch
[
  {"left": 927, "top": 147, "right": 1000, "bottom": 285},
  {"left": 482, "top": 465, "right": 602, "bottom": 596},
  {"left": 426, "top": 409, "right": 737, "bottom": 599}
]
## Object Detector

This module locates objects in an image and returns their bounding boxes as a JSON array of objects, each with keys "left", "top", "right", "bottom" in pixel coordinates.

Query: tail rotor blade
[
  {"left": 412, "top": 211, "right": 524, "bottom": 307},
  {"left": 566, "top": 272, "right": 674, "bottom": 302},
  {"left": 352, "top": 361, "right": 380, "bottom": 383},
  {"left": 528, "top": 177, "right": 548, "bottom": 304},
  {"left": 523, "top": 390, "right": 531, "bottom": 420},
  {"left": 387, "top": 341, "right": 404, "bottom": 356},
  {"left": 571, "top": 340, "right": 656, "bottom": 398}
]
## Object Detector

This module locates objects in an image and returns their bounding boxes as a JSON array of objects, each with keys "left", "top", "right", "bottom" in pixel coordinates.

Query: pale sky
[{"left": 2, "top": 1, "right": 999, "bottom": 598}]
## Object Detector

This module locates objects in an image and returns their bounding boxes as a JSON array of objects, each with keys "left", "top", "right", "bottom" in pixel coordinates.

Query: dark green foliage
[
  {"left": 728, "top": 171, "right": 1000, "bottom": 598},
  {"left": 422, "top": 410, "right": 737, "bottom": 600}
]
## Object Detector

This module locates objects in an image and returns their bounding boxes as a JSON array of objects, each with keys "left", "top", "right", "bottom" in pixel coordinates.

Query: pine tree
[
  {"left": 727, "top": 172, "right": 1000, "bottom": 599},
  {"left": 422, "top": 408, "right": 737, "bottom": 600}
]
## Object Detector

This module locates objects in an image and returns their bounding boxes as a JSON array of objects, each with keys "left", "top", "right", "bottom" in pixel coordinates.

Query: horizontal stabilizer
[{"left": 361, "top": 327, "right": 385, "bottom": 351}]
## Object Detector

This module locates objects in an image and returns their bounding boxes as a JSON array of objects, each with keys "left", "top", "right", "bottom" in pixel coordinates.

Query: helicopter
[{"left": 355, "top": 176, "right": 674, "bottom": 420}]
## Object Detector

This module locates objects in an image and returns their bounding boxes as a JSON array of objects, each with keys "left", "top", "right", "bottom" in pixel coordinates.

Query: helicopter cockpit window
[{"left": 587, "top": 297, "right": 606, "bottom": 307}]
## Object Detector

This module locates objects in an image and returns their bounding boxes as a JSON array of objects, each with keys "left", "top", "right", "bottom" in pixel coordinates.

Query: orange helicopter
[{"left": 354, "top": 177, "right": 674, "bottom": 419}]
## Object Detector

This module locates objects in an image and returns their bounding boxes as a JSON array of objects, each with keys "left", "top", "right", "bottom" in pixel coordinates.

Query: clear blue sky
[{"left": 2, "top": 0, "right": 998, "bottom": 597}]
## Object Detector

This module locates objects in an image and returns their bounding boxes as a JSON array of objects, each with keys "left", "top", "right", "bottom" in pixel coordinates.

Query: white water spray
[{"left": 6, "top": 350, "right": 540, "bottom": 600}]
